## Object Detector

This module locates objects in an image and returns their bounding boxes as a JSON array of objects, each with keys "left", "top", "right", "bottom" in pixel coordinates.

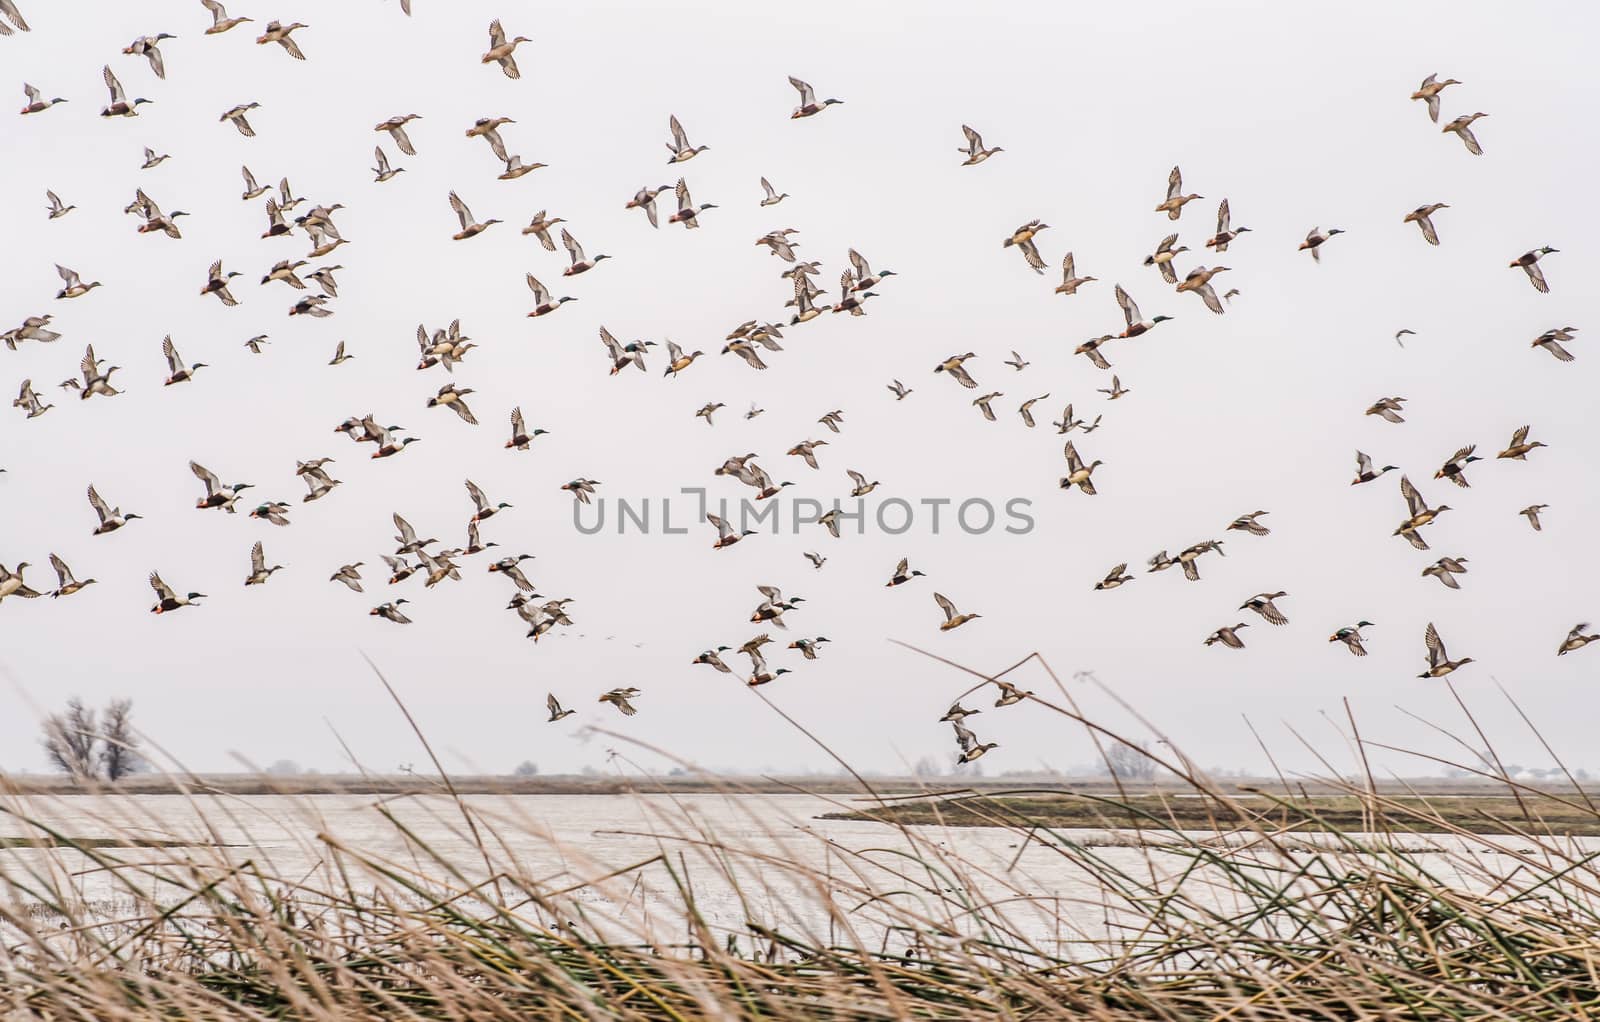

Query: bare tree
[
  {"left": 1103, "top": 741, "right": 1157, "bottom": 782},
  {"left": 99, "top": 699, "right": 144, "bottom": 781},
  {"left": 41, "top": 698, "right": 144, "bottom": 782},
  {"left": 42, "top": 698, "right": 99, "bottom": 779}
]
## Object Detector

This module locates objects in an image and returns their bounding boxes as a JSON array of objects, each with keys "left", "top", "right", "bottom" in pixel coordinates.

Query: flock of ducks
[{"left": 2, "top": 3, "right": 1592, "bottom": 770}]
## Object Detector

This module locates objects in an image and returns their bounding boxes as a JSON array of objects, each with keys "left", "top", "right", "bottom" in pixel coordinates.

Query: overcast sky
[{"left": 2, "top": 0, "right": 1596, "bottom": 779}]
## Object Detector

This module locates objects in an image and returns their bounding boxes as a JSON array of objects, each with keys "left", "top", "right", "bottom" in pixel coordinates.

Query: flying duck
[
  {"left": 1422, "top": 556, "right": 1469, "bottom": 589},
  {"left": 1558, "top": 624, "right": 1599, "bottom": 657},
  {"left": 625, "top": 184, "right": 672, "bottom": 228},
  {"left": 87, "top": 484, "right": 141, "bottom": 534},
  {"left": 448, "top": 191, "right": 500, "bottom": 240},
  {"left": 141, "top": 146, "right": 173, "bottom": 170},
  {"left": 202, "top": 0, "right": 251, "bottom": 33},
  {"left": 545, "top": 694, "right": 576, "bottom": 722},
  {"left": 161, "top": 335, "right": 206, "bottom": 385},
  {"left": 958, "top": 124, "right": 1003, "bottom": 164},
  {"left": 1205, "top": 199, "right": 1251, "bottom": 251},
  {"left": 1204, "top": 623, "right": 1249, "bottom": 649},
  {"left": 482, "top": 19, "right": 529, "bottom": 78},
  {"left": 887, "top": 379, "right": 913, "bottom": 400},
  {"left": 330, "top": 563, "right": 364, "bottom": 592},
  {"left": 244, "top": 541, "right": 284, "bottom": 585},
  {"left": 788, "top": 76, "right": 842, "bottom": 118},
  {"left": 1097, "top": 376, "right": 1130, "bottom": 400},
  {"left": 693, "top": 647, "right": 734, "bottom": 673},
  {"left": 1420, "top": 622, "right": 1473, "bottom": 678},
  {"left": 1176, "top": 265, "right": 1229, "bottom": 314},
  {"left": 521, "top": 210, "right": 565, "bottom": 250},
  {"left": 372, "top": 146, "right": 404, "bottom": 182},
  {"left": 21, "top": 83, "right": 66, "bottom": 115},
  {"left": 1403, "top": 203, "right": 1448, "bottom": 246},
  {"left": 1434, "top": 445, "right": 1481, "bottom": 487},
  {"left": 191, "top": 461, "right": 252, "bottom": 513},
  {"left": 255, "top": 20, "right": 308, "bottom": 59},
  {"left": 787, "top": 439, "right": 828, "bottom": 469},
  {"left": 1299, "top": 227, "right": 1344, "bottom": 262},
  {"left": 1497, "top": 424, "right": 1546, "bottom": 460},
  {"left": 13, "top": 379, "right": 50, "bottom": 418},
  {"left": 1116, "top": 284, "right": 1170, "bottom": 337},
  {"left": 200, "top": 260, "right": 241, "bottom": 305},
  {"left": 1365, "top": 397, "right": 1407, "bottom": 424},
  {"left": 1175, "top": 540, "right": 1225, "bottom": 581},
  {"left": 695, "top": 402, "right": 723, "bottom": 425},
  {"left": 934, "top": 352, "right": 978, "bottom": 388},
  {"left": 0, "top": 562, "right": 42, "bottom": 603},
  {"left": 77, "top": 346, "right": 120, "bottom": 399},
  {"left": 221, "top": 102, "right": 260, "bottom": 136},
  {"left": 374, "top": 114, "right": 420, "bottom": 156},
  {"left": 599, "top": 688, "right": 640, "bottom": 716},
  {"left": 371, "top": 599, "right": 413, "bottom": 624},
  {"left": 1155, "top": 166, "right": 1202, "bottom": 220},
  {"left": 846, "top": 469, "right": 878, "bottom": 496},
  {"left": 488, "top": 554, "right": 536, "bottom": 592},
  {"left": 1509, "top": 247, "right": 1557, "bottom": 293},
  {"left": 560, "top": 228, "right": 609, "bottom": 275},
  {"left": 1532, "top": 327, "right": 1577, "bottom": 362},
  {"left": 1240, "top": 591, "right": 1290, "bottom": 625},
  {"left": 667, "top": 178, "right": 716, "bottom": 227},
  {"left": 666, "top": 114, "right": 708, "bottom": 163},
  {"left": 759, "top": 177, "right": 788, "bottom": 206},
  {"left": 149, "top": 571, "right": 205, "bottom": 613},
  {"left": 934, "top": 592, "right": 980, "bottom": 631},
  {"left": 123, "top": 33, "right": 176, "bottom": 79},
  {"left": 47, "top": 554, "right": 95, "bottom": 598},
  {"left": 1329, "top": 622, "right": 1374, "bottom": 657},
  {"left": 1003, "top": 220, "right": 1048, "bottom": 273},
  {"left": 1060, "top": 440, "right": 1101, "bottom": 494},
  {"left": 524, "top": 274, "right": 576, "bottom": 318},
  {"left": 1017, "top": 393, "right": 1049, "bottom": 428},
  {"left": 1442, "top": 112, "right": 1487, "bottom": 155},
  {"left": 100, "top": 66, "right": 149, "bottom": 118},
  {"left": 886, "top": 558, "right": 924, "bottom": 587},
  {"left": 1520, "top": 504, "right": 1549, "bottom": 531},
  {"left": 55, "top": 264, "right": 102, "bottom": 300},
  {"left": 1410, "top": 74, "right": 1460, "bottom": 122},
  {"left": 505, "top": 406, "right": 547, "bottom": 450},
  {"left": 789, "top": 636, "right": 830, "bottom": 660},
  {"left": 1055, "top": 251, "right": 1096, "bottom": 295},
  {"left": 1394, "top": 475, "right": 1450, "bottom": 550},
  {"left": 1094, "top": 563, "right": 1133, "bottom": 591},
  {"left": 1227, "top": 511, "right": 1270, "bottom": 536}
]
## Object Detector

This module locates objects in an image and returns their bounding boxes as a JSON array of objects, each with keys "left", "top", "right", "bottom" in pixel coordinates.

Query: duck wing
[
  {"left": 149, "top": 571, "right": 176, "bottom": 602},
  {"left": 932, "top": 591, "right": 958, "bottom": 622},
  {"left": 87, "top": 484, "right": 112, "bottom": 523},
  {"left": 1166, "top": 165, "right": 1182, "bottom": 202},
  {"left": 788, "top": 76, "right": 815, "bottom": 106},
  {"left": 560, "top": 228, "right": 586, "bottom": 264},
  {"left": 1424, "top": 622, "right": 1447, "bottom": 668},
  {"left": 190, "top": 460, "right": 223, "bottom": 496},
  {"left": 448, "top": 190, "right": 472, "bottom": 230},
  {"left": 103, "top": 65, "right": 126, "bottom": 104},
  {"left": 1215, "top": 198, "right": 1230, "bottom": 234},
  {"left": 1399, "top": 475, "right": 1427, "bottom": 517},
  {"left": 1115, "top": 284, "right": 1139, "bottom": 328}
]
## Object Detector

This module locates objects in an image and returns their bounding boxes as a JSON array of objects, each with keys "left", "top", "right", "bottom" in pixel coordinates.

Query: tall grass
[{"left": 2, "top": 654, "right": 1599, "bottom": 1020}]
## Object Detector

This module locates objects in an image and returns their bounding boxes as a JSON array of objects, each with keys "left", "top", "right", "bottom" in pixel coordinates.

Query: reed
[{"left": 2, "top": 656, "right": 1598, "bottom": 1020}]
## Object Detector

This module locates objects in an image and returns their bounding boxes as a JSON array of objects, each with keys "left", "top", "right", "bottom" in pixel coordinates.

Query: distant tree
[
  {"left": 1102, "top": 741, "right": 1156, "bottom": 782},
  {"left": 911, "top": 756, "right": 945, "bottom": 778},
  {"left": 41, "top": 698, "right": 144, "bottom": 781},
  {"left": 41, "top": 698, "right": 98, "bottom": 779},
  {"left": 99, "top": 699, "right": 144, "bottom": 781},
  {"left": 512, "top": 760, "right": 539, "bottom": 777},
  {"left": 266, "top": 760, "right": 303, "bottom": 776}
]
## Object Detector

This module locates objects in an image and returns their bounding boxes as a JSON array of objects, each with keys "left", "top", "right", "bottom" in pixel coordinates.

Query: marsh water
[{"left": 0, "top": 792, "right": 1543, "bottom": 954}]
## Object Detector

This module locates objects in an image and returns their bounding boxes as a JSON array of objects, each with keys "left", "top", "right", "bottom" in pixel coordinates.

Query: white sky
[{"left": 2, "top": 0, "right": 1596, "bottom": 779}]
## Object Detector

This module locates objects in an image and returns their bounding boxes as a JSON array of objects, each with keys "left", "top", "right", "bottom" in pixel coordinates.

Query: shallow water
[{"left": 0, "top": 792, "right": 1561, "bottom": 955}]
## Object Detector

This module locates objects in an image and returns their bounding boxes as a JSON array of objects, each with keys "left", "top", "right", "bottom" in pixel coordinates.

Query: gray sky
[{"left": 2, "top": 0, "right": 1596, "bottom": 779}]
